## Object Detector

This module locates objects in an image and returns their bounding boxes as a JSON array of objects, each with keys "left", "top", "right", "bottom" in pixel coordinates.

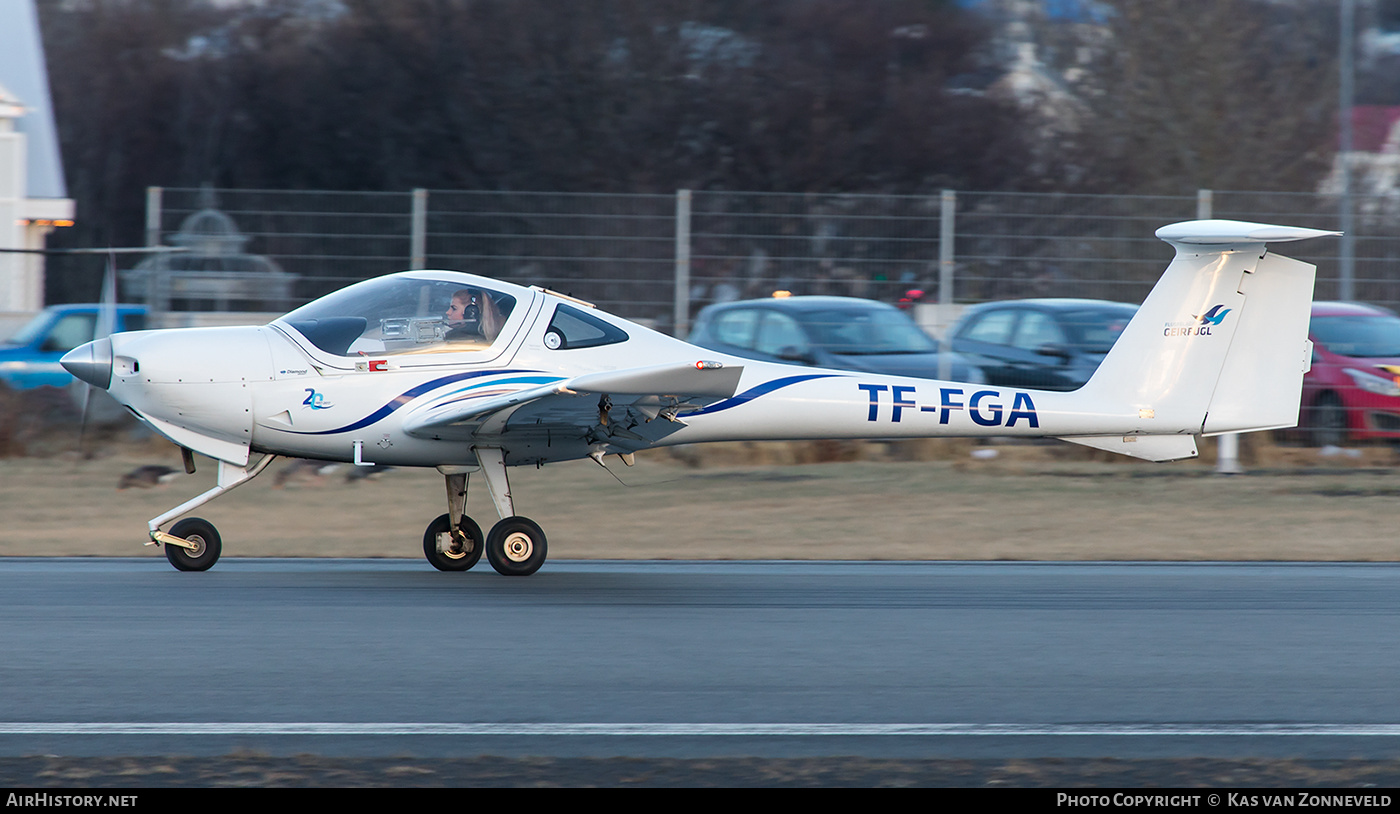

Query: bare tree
[
  {"left": 36, "top": 0, "right": 1029, "bottom": 302},
  {"left": 37, "top": 0, "right": 240, "bottom": 300},
  {"left": 1048, "top": 0, "right": 1339, "bottom": 193}
]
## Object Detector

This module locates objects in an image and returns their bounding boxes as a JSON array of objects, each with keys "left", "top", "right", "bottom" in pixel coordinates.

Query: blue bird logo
[{"left": 1193, "top": 304, "right": 1231, "bottom": 326}]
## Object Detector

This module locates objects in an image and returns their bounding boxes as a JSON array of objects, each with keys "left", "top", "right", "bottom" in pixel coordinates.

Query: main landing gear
[{"left": 425, "top": 446, "right": 548, "bottom": 576}]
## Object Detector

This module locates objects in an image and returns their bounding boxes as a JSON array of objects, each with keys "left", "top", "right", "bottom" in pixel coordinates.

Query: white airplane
[{"left": 62, "top": 219, "right": 1337, "bottom": 575}]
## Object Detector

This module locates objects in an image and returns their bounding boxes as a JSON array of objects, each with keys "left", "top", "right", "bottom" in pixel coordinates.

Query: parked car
[
  {"left": 1299, "top": 301, "right": 1400, "bottom": 446},
  {"left": 688, "top": 295, "right": 986, "bottom": 383},
  {"left": 0, "top": 304, "right": 148, "bottom": 390},
  {"left": 948, "top": 298, "right": 1138, "bottom": 391}
]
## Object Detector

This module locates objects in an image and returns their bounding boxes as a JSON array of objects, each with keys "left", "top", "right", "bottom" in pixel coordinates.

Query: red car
[{"left": 1300, "top": 301, "right": 1400, "bottom": 445}]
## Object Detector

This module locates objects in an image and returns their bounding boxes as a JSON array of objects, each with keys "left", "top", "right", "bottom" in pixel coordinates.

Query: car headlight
[{"left": 1343, "top": 367, "right": 1400, "bottom": 397}]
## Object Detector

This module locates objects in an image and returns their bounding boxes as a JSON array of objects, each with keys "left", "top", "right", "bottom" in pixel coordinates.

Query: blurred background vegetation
[{"left": 36, "top": 0, "right": 1394, "bottom": 287}]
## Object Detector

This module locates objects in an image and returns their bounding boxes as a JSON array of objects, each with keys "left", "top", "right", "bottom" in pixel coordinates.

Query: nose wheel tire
[
  {"left": 164, "top": 517, "right": 222, "bottom": 572},
  {"left": 422, "top": 513, "right": 484, "bottom": 571},
  {"left": 486, "top": 517, "right": 548, "bottom": 576}
]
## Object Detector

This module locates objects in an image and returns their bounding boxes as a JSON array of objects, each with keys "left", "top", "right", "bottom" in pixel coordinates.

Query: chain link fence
[
  {"left": 147, "top": 185, "right": 1400, "bottom": 325},
  {"left": 423, "top": 190, "right": 677, "bottom": 323}
]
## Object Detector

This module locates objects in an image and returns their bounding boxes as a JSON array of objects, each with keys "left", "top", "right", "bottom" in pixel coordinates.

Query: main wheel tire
[
  {"left": 422, "top": 513, "right": 484, "bottom": 571},
  {"left": 165, "top": 517, "right": 222, "bottom": 572},
  {"left": 486, "top": 516, "right": 548, "bottom": 576},
  {"left": 1310, "top": 392, "right": 1350, "bottom": 448}
]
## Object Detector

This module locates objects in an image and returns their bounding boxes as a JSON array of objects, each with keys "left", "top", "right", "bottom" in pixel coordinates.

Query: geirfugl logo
[
  {"left": 1164, "top": 303, "right": 1231, "bottom": 337},
  {"left": 1193, "top": 304, "right": 1231, "bottom": 325}
]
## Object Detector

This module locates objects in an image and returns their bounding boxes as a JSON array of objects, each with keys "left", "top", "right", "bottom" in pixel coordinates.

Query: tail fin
[{"left": 1064, "top": 220, "right": 1337, "bottom": 460}]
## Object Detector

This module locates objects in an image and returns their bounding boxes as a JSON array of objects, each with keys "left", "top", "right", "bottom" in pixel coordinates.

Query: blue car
[
  {"left": 0, "top": 305, "right": 148, "bottom": 390},
  {"left": 688, "top": 295, "right": 985, "bottom": 383},
  {"left": 948, "top": 298, "right": 1137, "bottom": 391}
]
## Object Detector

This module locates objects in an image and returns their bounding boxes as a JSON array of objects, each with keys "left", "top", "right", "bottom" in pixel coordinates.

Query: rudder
[{"left": 1201, "top": 251, "right": 1317, "bottom": 434}]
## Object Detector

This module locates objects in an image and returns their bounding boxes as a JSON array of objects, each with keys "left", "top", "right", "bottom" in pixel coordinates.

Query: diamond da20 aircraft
[{"left": 62, "top": 220, "right": 1336, "bottom": 575}]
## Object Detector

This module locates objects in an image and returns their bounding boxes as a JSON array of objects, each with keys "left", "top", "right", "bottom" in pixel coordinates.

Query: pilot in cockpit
[{"left": 445, "top": 288, "right": 504, "bottom": 343}]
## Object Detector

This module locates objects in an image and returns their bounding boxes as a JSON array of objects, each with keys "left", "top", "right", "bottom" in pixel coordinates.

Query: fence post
[
  {"left": 938, "top": 189, "right": 956, "bottom": 381},
  {"left": 674, "top": 189, "right": 692, "bottom": 337},
  {"left": 410, "top": 188, "right": 428, "bottom": 270},
  {"left": 1339, "top": 0, "right": 1356, "bottom": 302},
  {"left": 144, "top": 186, "right": 162, "bottom": 249},
  {"left": 1197, "top": 189, "right": 1244, "bottom": 474},
  {"left": 143, "top": 186, "right": 167, "bottom": 315}
]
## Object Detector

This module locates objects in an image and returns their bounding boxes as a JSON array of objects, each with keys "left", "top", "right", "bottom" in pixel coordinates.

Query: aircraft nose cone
[{"left": 61, "top": 337, "right": 113, "bottom": 390}]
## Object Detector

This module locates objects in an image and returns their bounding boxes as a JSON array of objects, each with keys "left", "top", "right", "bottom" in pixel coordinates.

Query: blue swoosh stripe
[
  {"left": 690, "top": 374, "right": 840, "bottom": 416},
  {"left": 437, "top": 375, "right": 562, "bottom": 401},
  {"left": 288, "top": 369, "right": 538, "bottom": 435}
]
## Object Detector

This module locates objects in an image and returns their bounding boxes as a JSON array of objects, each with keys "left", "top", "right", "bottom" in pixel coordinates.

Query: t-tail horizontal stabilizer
[{"left": 1058, "top": 219, "right": 1339, "bottom": 461}]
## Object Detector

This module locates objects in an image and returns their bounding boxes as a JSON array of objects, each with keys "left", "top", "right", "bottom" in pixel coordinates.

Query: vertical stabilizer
[{"left": 1072, "top": 220, "right": 1335, "bottom": 440}]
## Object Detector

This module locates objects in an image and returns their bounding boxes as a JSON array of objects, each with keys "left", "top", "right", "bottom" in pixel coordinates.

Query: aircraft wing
[{"left": 400, "top": 360, "right": 744, "bottom": 442}]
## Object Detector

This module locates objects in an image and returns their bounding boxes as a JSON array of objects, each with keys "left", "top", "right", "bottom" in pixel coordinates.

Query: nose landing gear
[{"left": 148, "top": 455, "right": 275, "bottom": 573}]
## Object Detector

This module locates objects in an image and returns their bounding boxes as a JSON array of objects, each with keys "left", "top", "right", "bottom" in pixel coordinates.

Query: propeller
[{"left": 75, "top": 250, "right": 119, "bottom": 457}]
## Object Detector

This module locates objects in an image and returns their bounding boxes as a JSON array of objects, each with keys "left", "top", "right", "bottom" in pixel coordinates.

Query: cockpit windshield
[{"left": 278, "top": 274, "right": 522, "bottom": 357}]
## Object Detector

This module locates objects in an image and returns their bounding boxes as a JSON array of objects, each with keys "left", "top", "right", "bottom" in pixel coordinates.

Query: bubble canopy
[{"left": 275, "top": 271, "right": 532, "bottom": 357}]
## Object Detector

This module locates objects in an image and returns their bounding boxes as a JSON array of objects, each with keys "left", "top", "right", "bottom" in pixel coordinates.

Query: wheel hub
[
  {"left": 503, "top": 532, "right": 533, "bottom": 562},
  {"left": 438, "top": 531, "right": 470, "bottom": 559},
  {"left": 185, "top": 535, "right": 205, "bottom": 557}
]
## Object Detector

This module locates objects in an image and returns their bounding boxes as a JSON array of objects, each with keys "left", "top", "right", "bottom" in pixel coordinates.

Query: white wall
[{"left": 0, "top": 0, "right": 75, "bottom": 315}]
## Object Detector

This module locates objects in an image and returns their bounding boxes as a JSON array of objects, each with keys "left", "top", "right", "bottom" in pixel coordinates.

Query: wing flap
[{"left": 567, "top": 361, "right": 744, "bottom": 397}]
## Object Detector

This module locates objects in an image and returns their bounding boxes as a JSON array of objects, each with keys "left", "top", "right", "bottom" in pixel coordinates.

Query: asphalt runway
[{"left": 4, "top": 558, "right": 1400, "bottom": 765}]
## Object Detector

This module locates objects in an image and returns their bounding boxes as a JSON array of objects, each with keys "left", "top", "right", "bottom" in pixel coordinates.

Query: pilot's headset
[
  {"left": 462, "top": 291, "right": 481, "bottom": 325},
  {"left": 449, "top": 288, "right": 482, "bottom": 335}
]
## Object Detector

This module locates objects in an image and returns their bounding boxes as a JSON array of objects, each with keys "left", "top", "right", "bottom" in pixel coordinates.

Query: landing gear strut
[{"left": 429, "top": 447, "right": 549, "bottom": 576}]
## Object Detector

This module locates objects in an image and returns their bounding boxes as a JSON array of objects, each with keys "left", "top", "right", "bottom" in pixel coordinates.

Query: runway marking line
[{"left": 4, "top": 723, "right": 1400, "bottom": 737}]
